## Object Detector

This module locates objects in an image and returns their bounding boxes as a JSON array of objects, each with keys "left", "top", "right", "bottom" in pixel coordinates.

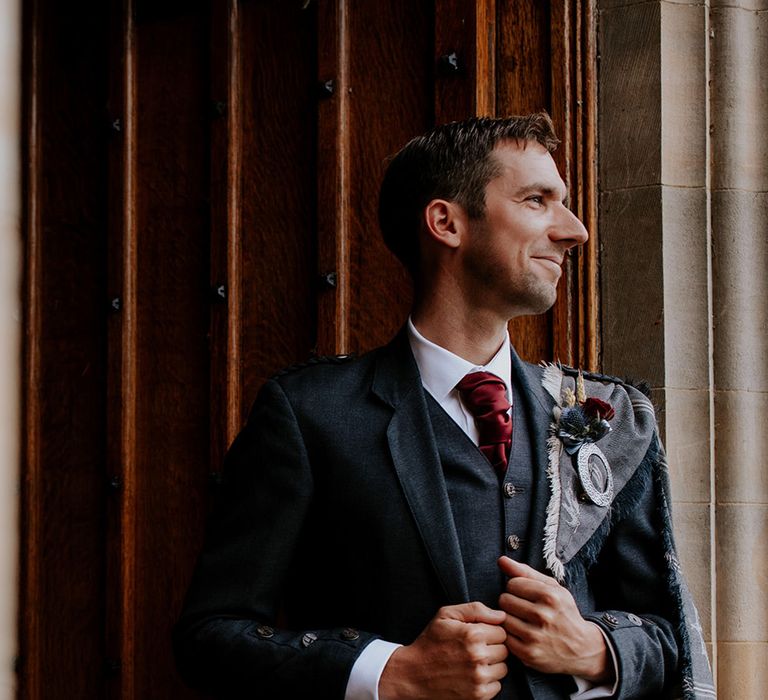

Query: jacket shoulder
[{"left": 559, "top": 364, "right": 653, "bottom": 400}]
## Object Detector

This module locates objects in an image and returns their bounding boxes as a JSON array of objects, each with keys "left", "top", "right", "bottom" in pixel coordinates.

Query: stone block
[
  {"left": 710, "top": 7, "right": 768, "bottom": 191},
  {"left": 673, "top": 502, "right": 713, "bottom": 640},
  {"left": 660, "top": 2, "right": 708, "bottom": 187},
  {"left": 600, "top": 186, "right": 664, "bottom": 387},
  {"left": 661, "top": 186, "right": 710, "bottom": 389},
  {"left": 715, "top": 390, "right": 768, "bottom": 505},
  {"left": 718, "top": 642, "right": 768, "bottom": 699},
  {"left": 599, "top": 2, "right": 661, "bottom": 190},
  {"left": 715, "top": 504, "right": 768, "bottom": 641},
  {"left": 712, "top": 191, "right": 768, "bottom": 392},
  {"left": 663, "top": 388, "right": 711, "bottom": 503},
  {"left": 711, "top": 0, "right": 768, "bottom": 13}
]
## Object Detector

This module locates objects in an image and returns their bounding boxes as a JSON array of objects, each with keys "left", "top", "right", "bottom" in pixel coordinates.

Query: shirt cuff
[
  {"left": 344, "top": 639, "right": 402, "bottom": 700},
  {"left": 570, "top": 625, "right": 620, "bottom": 699}
]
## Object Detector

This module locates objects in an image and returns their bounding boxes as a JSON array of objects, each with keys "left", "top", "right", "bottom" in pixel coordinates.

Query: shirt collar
[{"left": 406, "top": 317, "right": 513, "bottom": 402}]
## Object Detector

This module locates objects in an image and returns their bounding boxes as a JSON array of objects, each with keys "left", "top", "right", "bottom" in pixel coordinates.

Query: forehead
[{"left": 487, "top": 140, "right": 566, "bottom": 195}]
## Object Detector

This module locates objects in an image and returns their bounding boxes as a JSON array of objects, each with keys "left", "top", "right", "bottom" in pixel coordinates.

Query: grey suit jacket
[{"left": 174, "top": 330, "right": 709, "bottom": 699}]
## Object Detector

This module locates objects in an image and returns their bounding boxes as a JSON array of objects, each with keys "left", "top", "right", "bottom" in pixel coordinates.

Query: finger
[
  {"left": 498, "top": 556, "right": 558, "bottom": 585},
  {"left": 440, "top": 601, "right": 506, "bottom": 626},
  {"left": 498, "top": 592, "right": 542, "bottom": 624},
  {"left": 503, "top": 576, "right": 555, "bottom": 605},
  {"left": 486, "top": 661, "right": 509, "bottom": 682},
  {"left": 502, "top": 610, "right": 538, "bottom": 641},
  {"left": 471, "top": 622, "right": 508, "bottom": 645},
  {"left": 480, "top": 680, "right": 503, "bottom": 700},
  {"left": 485, "top": 642, "right": 510, "bottom": 664}
]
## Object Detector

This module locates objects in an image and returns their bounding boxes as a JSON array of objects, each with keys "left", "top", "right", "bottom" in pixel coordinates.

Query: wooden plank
[
  {"left": 19, "top": 0, "right": 41, "bottom": 695},
  {"left": 238, "top": 0, "right": 319, "bottom": 403},
  {"left": 316, "top": 0, "right": 351, "bottom": 355},
  {"left": 105, "top": 2, "right": 138, "bottom": 697},
  {"left": 344, "top": 0, "right": 431, "bottom": 352},
  {"left": 128, "top": 1, "right": 211, "bottom": 697},
  {"left": 20, "top": 0, "right": 111, "bottom": 696},
  {"left": 434, "top": 0, "right": 496, "bottom": 122},
  {"left": 209, "top": 0, "right": 243, "bottom": 476}
]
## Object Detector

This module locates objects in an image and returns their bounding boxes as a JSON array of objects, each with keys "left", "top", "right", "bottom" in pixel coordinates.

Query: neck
[{"left": 411, "top": 296, "right": 509, "bottom": 365}]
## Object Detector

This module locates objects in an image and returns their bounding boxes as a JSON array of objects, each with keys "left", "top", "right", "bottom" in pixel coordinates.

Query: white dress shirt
[{"left": 344, "top": 319, "right": 618, "bottom": 700}]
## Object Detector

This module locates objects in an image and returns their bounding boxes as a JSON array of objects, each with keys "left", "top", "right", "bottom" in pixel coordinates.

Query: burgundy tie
[{"left": 457, "top": 371, "right": 512, "bottom": 473}]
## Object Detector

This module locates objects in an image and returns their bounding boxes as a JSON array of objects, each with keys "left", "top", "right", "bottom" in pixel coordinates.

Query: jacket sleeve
[
  {"left": 579, "top": 433, "right": 689, "bottom": 700},
  {"left": 173, "top": 379, "right": 377, "bottom": 699}
]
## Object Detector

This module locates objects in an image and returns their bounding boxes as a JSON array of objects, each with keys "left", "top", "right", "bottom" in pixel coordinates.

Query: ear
[{"left": 422, "top": 199, "right": 466, "bottom": 250}]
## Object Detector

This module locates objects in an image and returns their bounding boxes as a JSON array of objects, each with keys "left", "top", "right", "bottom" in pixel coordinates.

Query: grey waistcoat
[{"left": 425, "top": 390, "right": 536, "bottom": 699}]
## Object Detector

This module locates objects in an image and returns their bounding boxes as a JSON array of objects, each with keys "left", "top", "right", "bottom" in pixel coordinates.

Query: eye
[{"left": 526, "top": 195, "right": 544, "bottom": 206}]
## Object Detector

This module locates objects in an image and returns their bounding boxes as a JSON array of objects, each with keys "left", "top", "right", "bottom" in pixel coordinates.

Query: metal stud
[
  {"left": 318, "top": 80, "right": 334, "bottom": 98},
  {"left": 319, "top": 271, "right": 337, "bottom": 289},
  {"left": 438, "top": 52, "right": 460, "bottom": 75}
]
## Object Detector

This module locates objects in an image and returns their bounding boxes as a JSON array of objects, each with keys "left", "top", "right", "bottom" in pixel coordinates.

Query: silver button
[
  {"left": 627, "top": 613, "right": 643, "bottom": 626},
  {"left": 255, "top": 624, "right": 274, "bottom": 639},
  {"left": 507, "top": 534, "right": 522, "bottom": 551},
  {"left": 601, "top": 613, "right": 619, "bottom": 629},
  {"left": 340, "top": 627, "right": 360, "bottom": 641},
  {"left": 503, "top": 482, "right": 522, "bottom": 498},
  {"left": 301, "top": 632, "right": 318, "bottom": 648}
]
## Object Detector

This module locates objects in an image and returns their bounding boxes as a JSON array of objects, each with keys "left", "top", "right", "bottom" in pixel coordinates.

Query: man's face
[{"left": 459, "top": 140, "right": 589, "bottom": 318}]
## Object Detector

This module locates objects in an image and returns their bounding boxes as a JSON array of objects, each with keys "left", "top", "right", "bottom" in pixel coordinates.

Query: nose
[{"left": 551, "top": 204, "right": 589, "bottom": 249}]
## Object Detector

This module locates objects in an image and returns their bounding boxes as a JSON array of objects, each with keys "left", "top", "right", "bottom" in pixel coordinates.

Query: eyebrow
[{"left": 513, "top": 183, "right": 570, "bottom": 207}]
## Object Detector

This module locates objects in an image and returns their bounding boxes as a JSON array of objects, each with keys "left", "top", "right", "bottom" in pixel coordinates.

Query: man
[{"left": 175, "top": 115, "right": 714, "bottom": 699}]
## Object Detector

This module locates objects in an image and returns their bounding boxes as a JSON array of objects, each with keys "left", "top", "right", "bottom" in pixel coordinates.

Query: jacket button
[
  {"left": 340, "top": 627, "right": 360, "bottom": 641},
  {"left": 506, "top": 534, "right": 522, "bottom": 551},
  {"left": 627, "top": 613, "right": 643, "bottom": 626},
  {"left": 255, "top": 624, "right": 274, "bottom": 639},
  {"left": 301, "top": 632, "right": 318, "bottom": 648},
  {"left": 601, "top": 613, "right": 619, "bottom": 629},
  {"left": 503, "top": 482, "right": 522, "bottom": 498}
]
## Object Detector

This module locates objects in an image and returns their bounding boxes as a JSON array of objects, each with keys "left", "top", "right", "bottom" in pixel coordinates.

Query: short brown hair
[{"left": 378, "top": 113, "right": 559, "bottom": 276}]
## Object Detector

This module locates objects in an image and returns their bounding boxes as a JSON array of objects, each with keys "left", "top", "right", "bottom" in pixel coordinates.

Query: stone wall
[{"left": 599, "top": 0, "right": 768, "bottom": 695}]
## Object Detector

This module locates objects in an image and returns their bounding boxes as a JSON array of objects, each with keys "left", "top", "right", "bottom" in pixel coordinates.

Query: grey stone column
[
  {"left": 710, "top": 2, "right": 768, "bottom": 695},
  {"left": 600, "top": 0, "right": 768, "bottom": 695},
  {"left": 598, "top": 0, "right": 716, "bottom": 677},
  {"left": 0, "top": 0, "right": 21, "bottom": 696}
]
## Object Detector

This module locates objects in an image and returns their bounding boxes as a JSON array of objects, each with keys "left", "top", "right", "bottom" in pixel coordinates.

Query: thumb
[{"left": 439, "top": 601, "right": 506, "bottom": 625}]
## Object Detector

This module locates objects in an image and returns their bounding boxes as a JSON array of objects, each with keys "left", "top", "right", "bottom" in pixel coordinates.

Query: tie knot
[
  {"left": 457, "top": 371, "right": 509, "bottom": 417},
  {"left": 457, "top": 372, "right": 512, "bottom": 472}
]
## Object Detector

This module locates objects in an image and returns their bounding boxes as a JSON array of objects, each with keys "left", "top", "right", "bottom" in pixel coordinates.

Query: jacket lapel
[
  {"left": 510, "top": 349, "right": 555, "bottom": 574},
  {"left": 371, "top": 330, "right": 470, "bottom": 604}
]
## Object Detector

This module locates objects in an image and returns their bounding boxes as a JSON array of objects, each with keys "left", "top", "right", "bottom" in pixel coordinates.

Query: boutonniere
[{"left": 552, "top": 371, "right": 615, "bottom": 507}]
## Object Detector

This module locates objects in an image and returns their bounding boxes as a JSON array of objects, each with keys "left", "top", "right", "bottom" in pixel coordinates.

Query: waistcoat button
[
  {"left": 301, "top": 632, "right": 318, "bottom": 647},
  {"left": 503, "top": 482, "right": 523, "bottom": 497},
  {"left": 507, "top": 534, "right": 522, "bottom": 551}
]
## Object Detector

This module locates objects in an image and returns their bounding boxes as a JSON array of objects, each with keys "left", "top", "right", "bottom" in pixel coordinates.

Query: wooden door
[{"left": 20, "top": 0, "right": 597, "bottom": 697}]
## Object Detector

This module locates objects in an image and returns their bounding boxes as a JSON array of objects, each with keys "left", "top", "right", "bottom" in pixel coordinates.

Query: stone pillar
[
  {"left": 710, "top": 2, "right": 768, "bottom": 695},
  {"left": 0, "top": 0, "right": 21, "bottom": 696},
  {"left": 598, "top": 0, "right": 716, "bottom": 675}
]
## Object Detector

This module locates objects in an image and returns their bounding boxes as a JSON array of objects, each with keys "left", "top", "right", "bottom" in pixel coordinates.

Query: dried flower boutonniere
[{"left": 553, "top": 372, "right": 615, "bottom": 507}]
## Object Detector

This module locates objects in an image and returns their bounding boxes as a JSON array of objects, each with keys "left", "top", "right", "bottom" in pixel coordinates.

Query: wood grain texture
[
  {"left": 239, "top": 0, "right": 319, "bottom": 406},
  {"left": 434, "top": 0, "right": 496, "bottom": 122},
  {"left": 209, "top": 0, "right": 243, "bottom": 478},
  {"left": 129, "top": 2, "right": 211, "bottom": 697},
  {"left": 316, "top": 0, "right": 351, "bottom": 355},
  {"left": 20, "top": 0, "right": 110, "bottom": 697},
  {"left": 345, "top": 0, "right": 430, "bottom": 353}
]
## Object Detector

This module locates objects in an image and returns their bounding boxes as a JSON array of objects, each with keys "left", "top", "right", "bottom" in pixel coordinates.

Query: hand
[
  {"left": 378, "top": 602, "right": 509, "bottom": 700},
  {"left": 497, "top": 557, "right": 611, "bottom": 683}
]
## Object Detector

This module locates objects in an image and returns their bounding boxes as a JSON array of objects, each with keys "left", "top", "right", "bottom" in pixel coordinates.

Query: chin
[{"left": 516, "top": 285, "right": 558, "bottom": 316}]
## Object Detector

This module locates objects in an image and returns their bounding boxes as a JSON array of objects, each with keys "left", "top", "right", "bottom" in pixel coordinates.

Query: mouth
[{"left": 532, "top": 256, "right": 564, "bottom": 275}]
